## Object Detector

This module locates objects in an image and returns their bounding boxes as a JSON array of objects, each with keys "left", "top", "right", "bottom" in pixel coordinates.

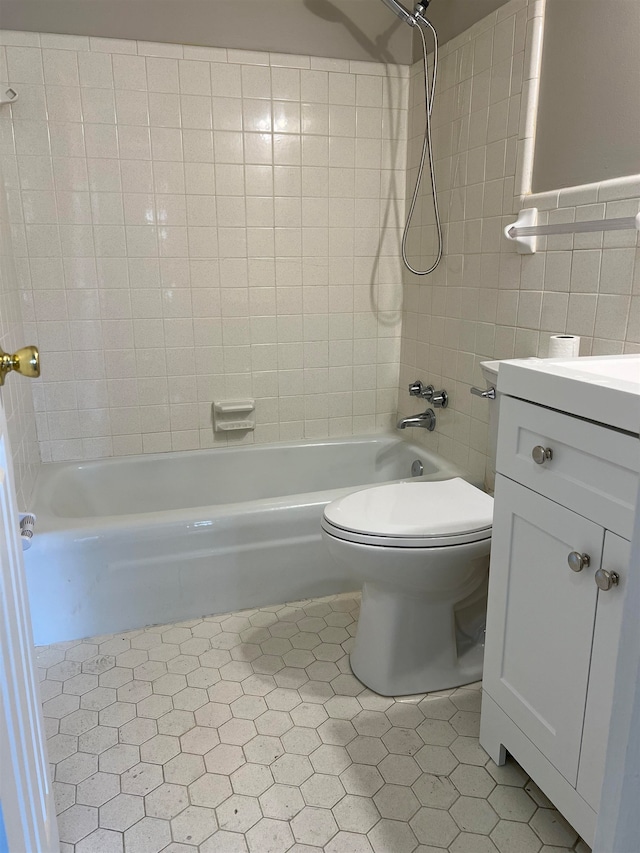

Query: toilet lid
[{"left": 323, "top": 478, "right": 493, "bottom": 539}]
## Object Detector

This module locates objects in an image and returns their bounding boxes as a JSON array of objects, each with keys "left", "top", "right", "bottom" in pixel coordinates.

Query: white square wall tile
[{"left": 15, "top": 3, "right": 634, "bottom": 472}]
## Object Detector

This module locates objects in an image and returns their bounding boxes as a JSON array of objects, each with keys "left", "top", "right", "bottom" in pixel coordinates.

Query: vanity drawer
[{"left": 496, "top": 396, "right": 640, "bottom": 539}]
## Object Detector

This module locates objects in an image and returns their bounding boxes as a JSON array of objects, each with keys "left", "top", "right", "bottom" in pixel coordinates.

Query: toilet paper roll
[{"left": 548, "top": 334, "right": 580, "bottom": 358}]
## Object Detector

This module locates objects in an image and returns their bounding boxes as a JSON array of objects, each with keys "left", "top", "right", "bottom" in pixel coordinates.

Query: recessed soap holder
[{"left": 213, "top": 399, "right": 255, "bottom": 432}]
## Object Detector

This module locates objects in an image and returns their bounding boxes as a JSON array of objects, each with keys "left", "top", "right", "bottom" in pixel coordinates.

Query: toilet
[{"left": 321, "top": 360, "right": 500, "bottom": 696}]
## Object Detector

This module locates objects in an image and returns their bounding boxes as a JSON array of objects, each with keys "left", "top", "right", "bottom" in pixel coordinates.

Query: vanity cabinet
[{"left": 481, "top": 394, "right": 638, "bottom": 846}]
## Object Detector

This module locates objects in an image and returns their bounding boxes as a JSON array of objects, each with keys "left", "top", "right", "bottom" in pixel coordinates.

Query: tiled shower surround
[
  {"left": 0, "top": 31, "right": 409, "bottom": 461},
  {"left": 398, "top": 0, "right": 640, "bottom": 484},
  {"left": 38, "top": 592, "right": 591, "bottom": 853},
  {"left": 2, "top": 0, "right": 639, "bottom": 479}
]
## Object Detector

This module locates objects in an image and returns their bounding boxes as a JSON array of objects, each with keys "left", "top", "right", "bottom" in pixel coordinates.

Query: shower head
[{"left": 379, "top": 0, "right": 430, "bottom": 27}]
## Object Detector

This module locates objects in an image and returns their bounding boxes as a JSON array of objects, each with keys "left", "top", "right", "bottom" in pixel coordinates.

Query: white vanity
[{"left": 480, "top": 355, "right": 640, "bottom": 846}]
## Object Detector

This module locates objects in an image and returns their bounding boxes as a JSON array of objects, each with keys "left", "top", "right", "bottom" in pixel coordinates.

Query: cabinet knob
[
  {"left": 532, "top": 445, "right": 553, "bottom": 464},
  {"left": 568, "top": 551, "right": 590, "bottom": 573},
  {"left": 595, "top": 569, "right": 619, "bottom": 591}
]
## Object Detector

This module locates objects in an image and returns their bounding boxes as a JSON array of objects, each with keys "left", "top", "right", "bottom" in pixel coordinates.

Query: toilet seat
[{"left": 322, "top": 477, "right": 493, "bottom": 549}]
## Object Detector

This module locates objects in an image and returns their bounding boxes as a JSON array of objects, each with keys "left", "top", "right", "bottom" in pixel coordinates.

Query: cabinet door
[
  {"left": 484, "top": 475, "right": 604, "bottom": 785},
  {"left": 577, "top": 531, "right": 629, "bottom": 811}
]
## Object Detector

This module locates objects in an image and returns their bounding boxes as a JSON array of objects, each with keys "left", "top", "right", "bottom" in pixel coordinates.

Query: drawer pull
[
  {"left": 595, "top": 569, "right": 619, "bottom": 591},
  {"left": 532, "top": 445, "right": 553, "bottom": 464},
  {"left": 568, "top": 551, "right": 590, "bottom": 573}
]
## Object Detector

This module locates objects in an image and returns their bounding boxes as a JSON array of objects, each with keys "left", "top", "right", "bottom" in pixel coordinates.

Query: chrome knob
[
  {"left": 568, "top": 551, "right": 590, "bottom": 573},
  {"left": 470, "top": 386, "right": 496, "bottom": 399},
  {"left": 595, "top": 569, "right": 619, "bottom": 591},
  {"left": 532, "top": 445, "right": 553, "bottom": 464},
  {"left": 431, "top": 390, "right": 448, "bottom": 409}
]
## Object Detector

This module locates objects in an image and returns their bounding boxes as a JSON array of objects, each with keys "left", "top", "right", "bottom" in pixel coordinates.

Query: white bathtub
[{"left": 26, "top": 435, "right": 465, "bottom": 645}]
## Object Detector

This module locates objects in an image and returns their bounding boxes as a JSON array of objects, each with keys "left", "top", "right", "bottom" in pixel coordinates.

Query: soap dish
[{"left": 213, "top": 399, "right": 255, "bottom": 432}]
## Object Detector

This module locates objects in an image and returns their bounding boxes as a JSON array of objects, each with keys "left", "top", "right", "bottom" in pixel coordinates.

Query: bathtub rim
[{"left": 31, "top": 433, "right": 471, "bottom": 534}]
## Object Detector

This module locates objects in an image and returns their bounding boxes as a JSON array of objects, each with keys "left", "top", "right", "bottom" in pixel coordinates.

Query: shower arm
[{"left": 379, "top": 0, "right": 430, "bottom": 28}]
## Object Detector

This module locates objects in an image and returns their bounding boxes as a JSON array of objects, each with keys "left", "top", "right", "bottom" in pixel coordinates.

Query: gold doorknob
[{"left": 0, "top": 345, "right": 40, "bottom": 385}]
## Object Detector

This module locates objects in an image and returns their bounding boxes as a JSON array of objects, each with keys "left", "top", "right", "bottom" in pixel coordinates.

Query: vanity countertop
[{"left": 497, "top": 354, "right": 640, "bottom": 435}]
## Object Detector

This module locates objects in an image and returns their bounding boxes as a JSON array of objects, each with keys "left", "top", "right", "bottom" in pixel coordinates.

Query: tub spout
[{"left": 397, "top": 408, "right": 436, "bottom": 431}]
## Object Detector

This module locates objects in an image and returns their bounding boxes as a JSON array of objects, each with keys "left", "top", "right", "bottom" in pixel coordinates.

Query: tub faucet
[{"left": 397, "top": 408, "right": 436, "bottom": 431}]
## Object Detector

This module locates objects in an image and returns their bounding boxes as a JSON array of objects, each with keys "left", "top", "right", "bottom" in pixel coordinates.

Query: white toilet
[{"left": 322, "top": 361, "right": 500, "bottom": 697}]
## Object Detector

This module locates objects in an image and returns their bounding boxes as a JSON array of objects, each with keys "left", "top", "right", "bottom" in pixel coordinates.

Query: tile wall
[
  {"left": 0, "top": 30, "right": 409, "bottom": 461},
  {"left": 0, "top": 157, "right": 39, "bottom": 506},
  {"left": 398, "top": 0, "right": 640, "bottom": 487},
  {"left": 2, "top": 1, "right": 639, "bottom": 476}
]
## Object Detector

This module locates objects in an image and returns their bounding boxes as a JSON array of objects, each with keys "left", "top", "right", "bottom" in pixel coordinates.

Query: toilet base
[{"left": 351, "top": 578, "right": 486, "bottom": 696}]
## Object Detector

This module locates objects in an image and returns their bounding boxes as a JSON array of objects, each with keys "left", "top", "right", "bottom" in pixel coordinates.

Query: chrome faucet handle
[
  {"left": 470, "top": 386, "right": 496, "bottom": 399},
  {"left": 409, "top": 380, "right": 448, "bottom": 408},
  {"left": 409, "top": 380, "right": 428, "bottom": 398},
  {"left": 409, "top": 380, "right": 435, "bottom": 399}
]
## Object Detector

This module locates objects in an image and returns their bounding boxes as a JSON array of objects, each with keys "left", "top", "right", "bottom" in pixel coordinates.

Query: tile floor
[{"left": 37, "top": 593, "right": 591, "bottom": 853}]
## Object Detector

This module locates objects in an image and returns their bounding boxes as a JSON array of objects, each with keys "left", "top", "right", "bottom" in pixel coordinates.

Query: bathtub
[{"left": 26, "top": 434, "right": 466, "bottom": 645}]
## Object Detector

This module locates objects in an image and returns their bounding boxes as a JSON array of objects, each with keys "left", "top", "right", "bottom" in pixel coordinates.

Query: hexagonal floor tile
[
  {"left": 488, "top": 785, "right": 537, "bottom": 822},
  {"left": 57, "top": 805, "right": 98, "bottom": 844},
  {"left": 378, "top": 754, "right": 421, "bottom": 786},
  {"left": 98, "top": 743, "right": 140, "bottom": 774},
  {"left": 368, "top": 818, "right": 418, "bottom": 853},
  {"left": 529, "top": 808, "right": 578, "bottom": 847},
  {"left": 340, "top": 764, "right": 384, "bottom": 797},
  {"left": 189, "top": 773, "right": 233, "bottom": 808},
  {"left": 123, "top": 816, "right": 171, "bottom": 853},
  {"left": 216, "top": 793, "right": 262, "bottom": 833},
  {"left": 291, "top": 806, "right": 339, "bottom": 846},
  {"left": 171, "top": 804, "right": 218, "bottom": 845},
  {"left": 271, "top": 753, "right": 314, "bottom": 786},
  {"left": 205, "top": 743, "right": 246, "bottom": 775},
  {"left": 347, "top": 736, "right": 388, "bottom": 767},
  {"left": 301, "top": 772, "right": 345, "bottom": 807},
  {"left": 75, "top": 827, "right": 123, "bottom": 853},
  {"left": 164, "top": 751, "right": 206, "bottom": 785},
  {"left": 450, "top": 795, "right": 499, "bottom": 834},
  {"left": 144, "top": 782, "right": 189, "bottom": 819},
  {"left": 246, "top": 817, "right": 295, "bottom": 853},
  {"left": 98, "top": 793, "right": 144, "bottom": 831},
  {"left": 180, "top": 725, "right": 220, "bottom": 755},
  {"left": 410, "top": 805, "right": 460, "bottom": 847},
  {"left": 281, "top": 726, "right": 322, "bottom": 755},
  {"left": 120, "top": 762, "right": 163, "bottom": 796},
  {"left": 450, "top": 832, "right": 500, "bottom": 853},
  {"left": 332, "top": 794, "right": 381, "bottom": 833},
  {"left": 374, "top": 783, "right": 420, "bottom": 821},
  {"left": 76, "top": 772, "right": 120, "bottom": 807},
  {"left": 450, "top": 764, "right": 496, "bottom": 799},
  {"left": 244, "top": 734, "right": 284, "bottom": 765},
  {"left": 413, "top": 772, "right": 460, "bottom": 810},
  {"left": 259, "top": 783, "right": 305, "bottom": 820},
  {"left": 231, "top": 762, "right": 274, "bottom": 796},
  {"left": 36, "top": 593, "right": 590, "bottom": 853},
  {"left": 491, "top": 819, "right": 544, "bottom": 853}
]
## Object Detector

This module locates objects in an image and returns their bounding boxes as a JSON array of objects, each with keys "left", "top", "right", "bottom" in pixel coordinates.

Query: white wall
[
  {"left": 533, "top": 0, "right": 640, "bottom": 192},
  {"left": 0, "top": 158, "right": 40, "bottom": 507},
  {"left": 0, "top": 30, "right": 408, "bottom": 461},
  {"left": 398, "top": 0, "right": 640, "bottom": 488}
]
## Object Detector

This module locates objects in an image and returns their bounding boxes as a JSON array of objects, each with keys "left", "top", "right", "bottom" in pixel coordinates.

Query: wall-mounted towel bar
[{"left": 505, "top": 208, "right": 640, "bottom": 254}]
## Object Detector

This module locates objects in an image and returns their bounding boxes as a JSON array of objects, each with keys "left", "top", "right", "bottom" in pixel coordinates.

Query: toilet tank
[{"left": 479, "top": 360, "right": 501, "bottom": 493}]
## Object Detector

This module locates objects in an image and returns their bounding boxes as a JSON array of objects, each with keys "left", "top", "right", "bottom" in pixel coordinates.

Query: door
[
  {"left": 483, "top": 475, "right": 604, "bottom": 786},
  {"left": 0, "top": 396, "right": 58, "bottom": 852},
  {"left": 577, "top": 531, "right": 630, "bottom": 812}
]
